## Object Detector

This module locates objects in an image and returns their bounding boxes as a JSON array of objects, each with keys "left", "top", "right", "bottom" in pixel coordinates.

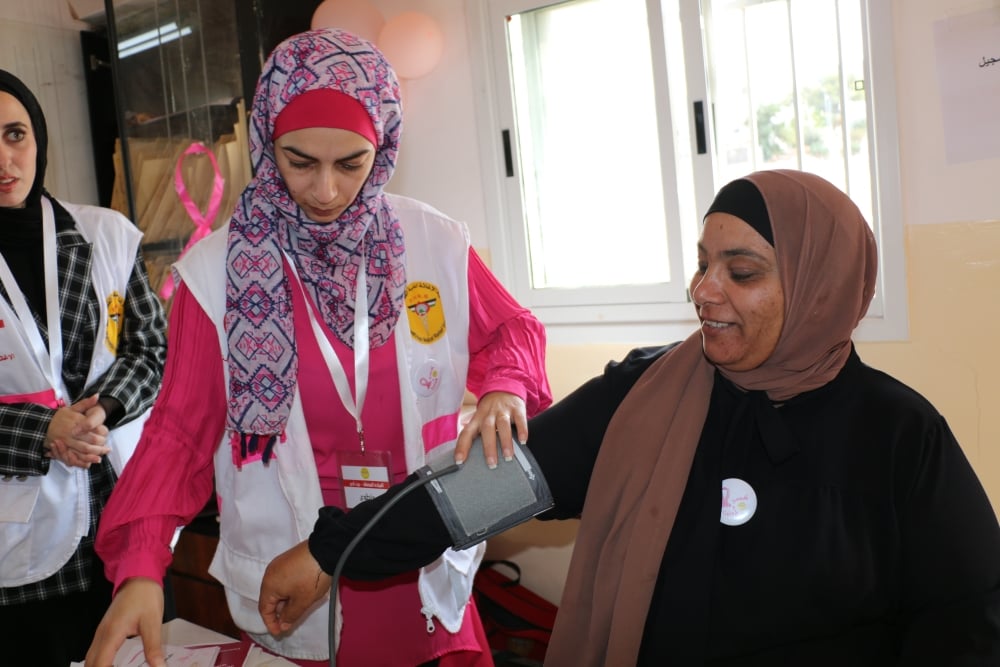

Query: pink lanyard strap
[{"left": 160, "top": 141, "right": 225, "bottom": 299}]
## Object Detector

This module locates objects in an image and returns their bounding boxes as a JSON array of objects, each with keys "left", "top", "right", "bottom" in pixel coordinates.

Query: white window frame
[{"left": 465, "top": 0, "right": 908, "bottom": 345}]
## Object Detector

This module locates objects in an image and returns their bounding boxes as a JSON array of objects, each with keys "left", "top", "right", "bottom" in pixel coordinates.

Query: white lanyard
[
  {"left": 283, "top": 249, "right": 370, "bottom": 451},
  {"left": 0, "top": 197, "right": 65, "bottom": 398}
]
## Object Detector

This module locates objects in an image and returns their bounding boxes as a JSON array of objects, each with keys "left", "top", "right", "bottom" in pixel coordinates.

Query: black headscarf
[
  {"left": 0, "top": 69, "right": 48, "bottom": 207},
  {"left": 0, "top": 69, "right": 72, "bottom": 319},
  {"left": 704, "top": 177, "right": 774, "bottom": 246}
]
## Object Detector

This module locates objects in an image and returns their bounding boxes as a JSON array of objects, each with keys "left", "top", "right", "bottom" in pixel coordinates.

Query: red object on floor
[{"left": 473, "top": 560, "right": 556, "bottom": 664}]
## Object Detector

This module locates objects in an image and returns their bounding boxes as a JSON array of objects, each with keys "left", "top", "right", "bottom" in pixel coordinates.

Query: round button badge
[
  {"left": 720, "top": 477, "right": 757, "bottom": 526},
  {"left": 413, "top": 360, "right": 442, "bottom": 397}
]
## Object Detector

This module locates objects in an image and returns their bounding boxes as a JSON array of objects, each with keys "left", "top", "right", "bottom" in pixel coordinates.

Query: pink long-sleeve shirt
[{"left": 96, "top": 248, "right": 550, "bottom": 665}]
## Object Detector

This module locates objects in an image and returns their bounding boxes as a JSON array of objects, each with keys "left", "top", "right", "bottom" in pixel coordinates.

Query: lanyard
[
  {"left": 0, "top": 197, "right": 65, "bottom": 398},
  {"left": 283, "top": 250, "right": 370, "bottom": 451}
]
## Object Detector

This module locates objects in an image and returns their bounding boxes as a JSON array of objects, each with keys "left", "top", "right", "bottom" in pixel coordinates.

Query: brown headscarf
[{"left": 546, "top": 170, "right": 878, "bottom": 665}]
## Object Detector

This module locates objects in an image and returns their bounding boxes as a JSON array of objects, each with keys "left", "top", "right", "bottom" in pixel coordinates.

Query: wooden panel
[
  {"left": 169, "top": 528, "right": 240, "bottom": 639},
  {"left": 170, "top": 528, "right": 219, "bottom": 575},
  {"left": 169, "top": 573, "right": 240, "bottom": 639}
]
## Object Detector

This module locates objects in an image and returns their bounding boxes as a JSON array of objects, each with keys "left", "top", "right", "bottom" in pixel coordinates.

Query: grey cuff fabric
[{"left": 418, "top": 437, "right": 554, "bottom": 551}]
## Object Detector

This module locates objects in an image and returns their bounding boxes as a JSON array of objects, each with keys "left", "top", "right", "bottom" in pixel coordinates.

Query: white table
[{"left": 72, "top": 618, "right": 298, "bottom": 666}]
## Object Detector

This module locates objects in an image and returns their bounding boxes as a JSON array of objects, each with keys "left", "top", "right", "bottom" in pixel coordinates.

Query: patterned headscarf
[
  {"left": 547, "top": 170, "right": 878, "bottom": 665},
  {"left": 224, "top": 29, "right": 404, "bottom": 460}
]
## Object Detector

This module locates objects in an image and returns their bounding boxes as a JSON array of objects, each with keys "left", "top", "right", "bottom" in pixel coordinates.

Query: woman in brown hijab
[{"left": 262, "top": 170, "right": 1000, "bottom": 665}]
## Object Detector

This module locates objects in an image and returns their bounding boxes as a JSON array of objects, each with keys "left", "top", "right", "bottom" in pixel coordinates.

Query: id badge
[{"left": 339, "top": 450, "right": 392, "bottom": 509}]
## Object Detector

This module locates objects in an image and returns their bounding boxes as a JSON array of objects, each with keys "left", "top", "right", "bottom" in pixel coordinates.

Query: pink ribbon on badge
[{"left": 159, "top": 142, "right": 225, "bottom": 299}]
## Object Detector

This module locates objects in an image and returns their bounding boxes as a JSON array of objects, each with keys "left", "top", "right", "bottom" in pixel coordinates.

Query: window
[{"left": 466, "top": 0, "right": 907, "bottom": 344}]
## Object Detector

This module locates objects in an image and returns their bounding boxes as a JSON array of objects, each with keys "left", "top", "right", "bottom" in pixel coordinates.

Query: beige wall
[{"left": 861, "top": 222, "right": 1000, "bottom": 492}]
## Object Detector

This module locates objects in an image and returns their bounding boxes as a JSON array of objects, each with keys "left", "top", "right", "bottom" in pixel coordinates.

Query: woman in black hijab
[{"left": 0, "top": 69, "right": 167, "bottom": 666}]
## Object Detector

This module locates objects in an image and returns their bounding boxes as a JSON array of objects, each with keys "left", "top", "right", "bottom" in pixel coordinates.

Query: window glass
[
  {"left": 507, "top": 0, "right": 670, "bottom": 289},
  {"left": 706, "top": 0, "right": 872, "bottom": 221},
  {"left": 472, "top": 0, "right": 905, "bottom": 341}
]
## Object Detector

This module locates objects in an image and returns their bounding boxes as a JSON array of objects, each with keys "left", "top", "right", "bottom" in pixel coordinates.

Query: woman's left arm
[
  {"left": 457, "top": 248, "right": 552, "bottom": 465},
  {"left": 86, "top": 249, "right": 167, "bottom": 427}
]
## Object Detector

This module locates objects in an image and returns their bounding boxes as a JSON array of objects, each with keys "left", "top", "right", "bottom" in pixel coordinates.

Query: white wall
[
  {"left": 892, "top": 0, "right": 1000, "bottom": 225},
  {"left": 370, "top": 0, "right": 494, "bottom": 248},
  {"left": 0, "top": 2, "right": 99, "bottom": 205}
]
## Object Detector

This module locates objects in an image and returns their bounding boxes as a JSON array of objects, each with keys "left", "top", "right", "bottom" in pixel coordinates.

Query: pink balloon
[
  {"left": 311, "top": 0, "right": 385, "bottom": 43},
  {"left": 377, "top": 11, "right": 445, "bottom": 80}
]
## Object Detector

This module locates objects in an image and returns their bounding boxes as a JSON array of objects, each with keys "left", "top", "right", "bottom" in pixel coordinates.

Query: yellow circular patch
[{"left": 405, "top": 281, "right": 446, "bottom": 344}]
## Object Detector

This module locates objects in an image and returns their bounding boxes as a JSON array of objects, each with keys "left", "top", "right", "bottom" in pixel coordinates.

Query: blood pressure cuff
[{"left": 417, "top": 438, "right": 554, "bottom": 551}]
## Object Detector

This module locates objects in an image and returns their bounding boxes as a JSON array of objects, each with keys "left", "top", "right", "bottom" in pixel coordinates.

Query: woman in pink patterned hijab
[
  {"left": 224, "top": 28, "right": 405, "bottom": 460},
  {"left": 91, "top": 28, "right": 551, "bottom": 667}
]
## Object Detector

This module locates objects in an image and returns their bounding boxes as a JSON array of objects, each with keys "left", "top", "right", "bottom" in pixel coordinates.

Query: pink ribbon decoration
[{"left": 159, "top": 142, "right": 225, "bottom": 299}]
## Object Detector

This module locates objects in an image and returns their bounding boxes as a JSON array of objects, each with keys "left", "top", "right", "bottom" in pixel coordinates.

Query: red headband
[{"left": 272, "top": 88, "right": 378, "bottom": 147}]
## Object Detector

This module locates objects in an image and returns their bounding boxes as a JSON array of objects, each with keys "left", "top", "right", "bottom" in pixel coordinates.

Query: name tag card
[{"left": 339, "top": 450, "right": 392, "bottom": 509}]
